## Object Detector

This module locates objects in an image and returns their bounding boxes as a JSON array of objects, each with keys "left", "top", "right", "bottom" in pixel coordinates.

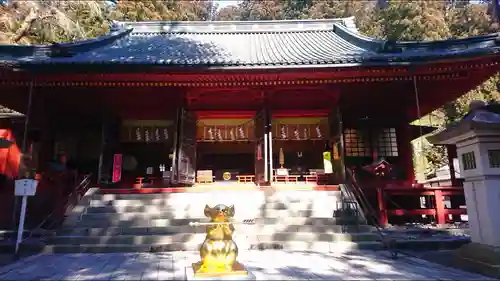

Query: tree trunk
[{"left": 9, "top": 8, "right": 38, "bottom": 44}]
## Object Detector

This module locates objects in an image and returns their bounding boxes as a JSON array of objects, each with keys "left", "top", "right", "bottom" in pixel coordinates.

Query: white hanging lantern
[
  {"left": 135, "top": 127, "right": 142, "bottom": 141},
  {"left": 154, "top": 128, "right": 161, "bottom": 142},
  {"left": 163, "top": 128, "right": 169, "bottom": 140},
  {"left": 294, "top": 127, "right": 300, "bottom": 140},
  {"left": 281, "top": 125, "right": 287, "bottom": 139},
  {"left": 316, "top": 125, "right": 322, "bottom": 139},
  {"left": 238, "top": 126, "right": 245, "bottom": 139},
  {"left": 208, "top": 127, "right": 215, "bottom": 140},
  {"left": 144, "top": 128, "right": 150, "bottom": 142}
]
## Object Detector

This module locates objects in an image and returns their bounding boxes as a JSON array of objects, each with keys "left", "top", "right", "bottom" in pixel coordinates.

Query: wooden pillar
[
  {"left": 39, "top": 122, "right": 54, "bottom": 172},
  {"left": 376, "top": 185, "right": 388, "bottom": 226},
  {"left": 97, "top": 117, "right": 106, "bottom": 184},
  {"left": 446, "top": 145, "right": 457, "bottom": 186},
  {"left": 434, "top": 189, "right": 446, "bottom": 225},
  {"left": 398, "top": 125, "right": 415, "bottom": 183}
]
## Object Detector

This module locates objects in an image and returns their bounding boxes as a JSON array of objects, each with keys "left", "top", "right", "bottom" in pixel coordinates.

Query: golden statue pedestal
[
  {"left": 187, "top": 204, "right": 256, "bottom": 280},
  {"left": 187, "top": 262, "right": 256, "bottom": 280}
]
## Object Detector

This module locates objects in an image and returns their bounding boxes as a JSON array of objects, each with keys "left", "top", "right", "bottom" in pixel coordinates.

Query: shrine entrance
[
  {"left": 270, "top": 115, "right": 333, "bottom": 184},
  {"left": 195, "top": 116, "right": 257, "bottom": 184},
  {"left": 116, "top": 120, "right": 175, "bottom": 187},
  {"left": 191, "top": 111, "right": 340, "bottom": 186}
]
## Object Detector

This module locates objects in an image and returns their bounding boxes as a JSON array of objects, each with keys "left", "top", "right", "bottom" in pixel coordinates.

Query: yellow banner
[{"left": 323, "top": 151, "right": 331, "bottom": 161}]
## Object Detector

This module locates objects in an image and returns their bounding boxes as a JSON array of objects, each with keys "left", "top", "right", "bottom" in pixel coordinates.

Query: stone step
[
  {"left": 88, "top": 199, "right": 339, "bottom": 209},
  {"left": 62, "top": 224, "right": 375, "bottom": 236},
  {"left": 48, "top": 232, "right": 381, "bottom": 246},
  {"left": 73, "top": 217, "right": 363, "bottom": 228},
  {"left": 11, "top": 237, "right": 471, "bottom": 254},
  {"left": 33, "top": 241, "right": 382, "bottom": 253},
  {"left": 80, "top": 208, "right": 339, "bottom": 220},
  {"left": 85, "top": 201, "right": 341, "bottom": 219},
  {"left": 85, "top": 204, "right": 329, "bottom": 214},
  {"left": 88, "top": 192, "right": 341, "bottom": 210},
  {"left": 92, "top": 190, "right": 341, "bottom": 201}
]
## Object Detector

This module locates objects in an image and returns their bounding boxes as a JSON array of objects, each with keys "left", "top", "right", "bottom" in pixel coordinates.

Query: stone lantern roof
[{"left": 427, "top": 100, "right": 500, "bottom": 145}]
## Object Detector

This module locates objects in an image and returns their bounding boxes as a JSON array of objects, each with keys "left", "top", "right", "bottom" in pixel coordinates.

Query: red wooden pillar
[
  {"left": 376, "top": 185, "right": 388, "bottom": 226},
  {"left": 434, "top": 189, "right": 446, "bottom": 225},
  {"left": 39, "top": 123, "right": 54, "bottom": 172}
]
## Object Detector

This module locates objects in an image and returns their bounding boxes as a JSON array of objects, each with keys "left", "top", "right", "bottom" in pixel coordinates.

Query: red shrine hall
[{"left": 1, "top": 18, "right": 500, "bottom": 228}]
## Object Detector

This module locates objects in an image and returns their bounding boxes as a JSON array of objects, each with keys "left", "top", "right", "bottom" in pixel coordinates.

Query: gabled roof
[
  {"left": 427, "top": 102, "right": 500, "bottom": 145},
  {"left": 1, "top": 17, "right": 500, "bottom": 69}
]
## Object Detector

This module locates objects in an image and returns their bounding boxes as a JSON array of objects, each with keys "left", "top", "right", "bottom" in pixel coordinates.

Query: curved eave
[
  {"left": 0, "top": 28, "right": 133, "bottom": 58},
  {"left": 1, "top": 47, "right": 500, "bottom": 73}
]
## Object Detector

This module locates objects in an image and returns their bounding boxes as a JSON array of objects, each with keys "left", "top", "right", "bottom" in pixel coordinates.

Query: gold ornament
[{"left": 191, "top": 205, "right": 248, "bottom": 277}]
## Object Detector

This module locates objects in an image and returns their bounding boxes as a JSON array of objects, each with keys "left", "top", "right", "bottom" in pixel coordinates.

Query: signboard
[
  {"left": 197, "top": 170, "right": 213, "bottom": 183},
  {"left": 112, "top": 154, "right": 123, "bottom": 183},
  {"left": 14, "top": 179, "right": 38, "bottom": 196},
  {"left": 14, "top": 178, "right": 39, "bottom": 254},
  {"left": 276, "top": 168, "right": 288, "bottom": 176}
]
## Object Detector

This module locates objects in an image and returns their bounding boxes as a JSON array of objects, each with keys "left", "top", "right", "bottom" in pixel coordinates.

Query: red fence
[{"left": 380, "top": 185, "right": 466, "bottom": 226}]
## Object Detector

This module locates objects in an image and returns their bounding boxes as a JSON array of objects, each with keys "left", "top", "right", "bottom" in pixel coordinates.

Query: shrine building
[{"left": 1, "top": 17, "right": 500, "bottom": 226}]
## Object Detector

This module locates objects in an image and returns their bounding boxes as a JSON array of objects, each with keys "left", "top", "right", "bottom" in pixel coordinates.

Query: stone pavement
[{"left": 0, "top": 250, "right": 494, "bottom": 280}]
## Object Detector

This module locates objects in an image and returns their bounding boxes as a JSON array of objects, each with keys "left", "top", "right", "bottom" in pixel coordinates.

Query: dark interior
[
  {"left": 197, "top": 142, "right": 255, "bottom": 180},
  {"left": 119, "top": 142, "right": 173, "bottom": 181}
]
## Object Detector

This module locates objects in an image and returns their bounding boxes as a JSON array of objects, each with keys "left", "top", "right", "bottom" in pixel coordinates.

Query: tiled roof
[
  {"left": 1, "top": 17, "right": 500, "bottom": 68},
  {"left": 427, "top": 102, "right": 500, "bottom": 144}
]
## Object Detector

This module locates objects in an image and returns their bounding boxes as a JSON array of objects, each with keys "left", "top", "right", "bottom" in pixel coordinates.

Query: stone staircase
[{"left": 36, "top": 188, "right": 383, "bottom": 253}]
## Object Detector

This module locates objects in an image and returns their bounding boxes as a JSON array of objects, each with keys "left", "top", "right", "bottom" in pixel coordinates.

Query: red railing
[
  {"left": 347, "top": 169, "right": 466, "bottom": 226},
  {"left": 383, "top": 185, "right": 466, "bottom": 226}
]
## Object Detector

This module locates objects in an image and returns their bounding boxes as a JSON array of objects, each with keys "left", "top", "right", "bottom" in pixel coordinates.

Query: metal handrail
[
  {"left": 21, "top": 174, "right": 92, "bottom": 241},
  {"left": 344, "top": 168, "right": 398, "bottom": 258}
]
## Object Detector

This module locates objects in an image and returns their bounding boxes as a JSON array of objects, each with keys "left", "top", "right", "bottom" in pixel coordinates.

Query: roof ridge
[
  {"left": 120, "top": 18, "right": 357, "bottom": 34},
  {"left": 332, "top": 23, "right": 383, "bottom": 53}
]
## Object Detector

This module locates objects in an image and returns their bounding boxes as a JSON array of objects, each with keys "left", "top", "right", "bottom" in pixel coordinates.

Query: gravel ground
[{"left": 382, "top": 223, "right": 470, "bottom": 240}]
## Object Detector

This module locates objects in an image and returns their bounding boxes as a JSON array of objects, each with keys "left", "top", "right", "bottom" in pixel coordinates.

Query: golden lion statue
[{"left": 193, "top": 204, "right": 246, "bottom": 276}]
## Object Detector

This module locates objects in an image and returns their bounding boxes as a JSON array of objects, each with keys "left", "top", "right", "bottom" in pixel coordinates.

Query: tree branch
[{"left": 9, "top": 7, "right": 38, "bottom": 43}]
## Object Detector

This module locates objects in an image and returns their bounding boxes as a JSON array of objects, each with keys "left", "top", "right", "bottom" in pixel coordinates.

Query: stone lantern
[{"left": 427, "top": 100, "right": 500, "bottom": 278}]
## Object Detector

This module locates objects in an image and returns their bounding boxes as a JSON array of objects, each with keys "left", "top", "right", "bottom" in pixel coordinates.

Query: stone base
[
  {"left": 186, "top": 262, "right": 256, "bottom": 280},
  {"left": 454, "top": 243, "right": 500, "bottom": 278}
]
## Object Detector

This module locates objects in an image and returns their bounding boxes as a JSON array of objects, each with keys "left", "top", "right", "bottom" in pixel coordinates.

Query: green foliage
[{"left": 422, "top": 144, "right": 448, "bottom": 176}]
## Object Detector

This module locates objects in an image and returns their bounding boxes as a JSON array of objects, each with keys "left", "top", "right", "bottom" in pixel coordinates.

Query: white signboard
[
  {"left": 276, "top": 168, "right": 289, "bottom": 176},
  {"left": 14, "top": 179, "right": 38, "bottom": 254},
  {"left": 14, "top": 179, "right": 38, "bottom": 197}
]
